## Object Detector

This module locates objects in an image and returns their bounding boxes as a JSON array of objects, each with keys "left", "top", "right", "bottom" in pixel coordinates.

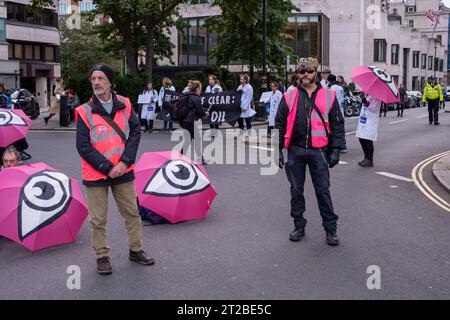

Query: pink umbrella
[
  {"left": 0, "top": 108, "right": 32, "bottom": 147},
  {"left": 135, "top": 151, "right": 217, "bottom": 224},
  {"left": 0, "top": 163, "right": 88, "bottom": 252},
  {"left": 351, "top": 66, "right": 400, "bottom": 103}
]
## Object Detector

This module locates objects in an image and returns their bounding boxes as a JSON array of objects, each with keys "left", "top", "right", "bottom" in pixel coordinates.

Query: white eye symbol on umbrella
[
  {"left": 144, "top": 160, "right": 210, "bottom": 197},
  {"left": 18, "top": 171, "right": 72, "bottom": 240},
  {"left": 0, "top": 110, "right": 27, "bottom": 126},
  {"left": 368, "top": 66, "right": 399, "bottom": 97}
]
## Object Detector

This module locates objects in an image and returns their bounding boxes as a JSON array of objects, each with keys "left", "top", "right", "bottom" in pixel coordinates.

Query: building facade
[{"left": 167, "top": 0, "right": 449, "bottom": 91}]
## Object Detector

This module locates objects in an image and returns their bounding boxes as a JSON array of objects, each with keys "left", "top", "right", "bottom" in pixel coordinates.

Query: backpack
[
  {"left": 138, "top": 204, "right": 168, "bottom": 225},
  {"left": 169, "top": 96, "right": 190, "bottom": 121}
]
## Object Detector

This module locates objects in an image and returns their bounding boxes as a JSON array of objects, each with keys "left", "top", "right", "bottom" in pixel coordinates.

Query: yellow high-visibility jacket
[{"left": 422, "top": 83, "right": 444, "bottom": 102}]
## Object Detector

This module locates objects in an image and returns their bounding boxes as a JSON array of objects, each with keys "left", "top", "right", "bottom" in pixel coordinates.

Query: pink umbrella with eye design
[
  {"left": 0, "top": 163, "right": 88, "bottom": 252},
  {"left": 0, "top": 108, "right": 32, "bottom": 147},
  {"left": 351, "top": 66, "right": 400, "bottom": 103},
  {"left": 134, "top": 151, "right": 217, "bottom": 224}
]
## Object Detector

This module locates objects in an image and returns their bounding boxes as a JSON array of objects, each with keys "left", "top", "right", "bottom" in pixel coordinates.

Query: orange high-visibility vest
[
  {"left": 283, "top": 87, "right": 334, "bottom": 149},
  {"left": 76, "top": 95, "right": 133, "bottom": 181}
]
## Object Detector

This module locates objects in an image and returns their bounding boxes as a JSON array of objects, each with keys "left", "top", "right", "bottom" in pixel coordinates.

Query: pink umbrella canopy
[
  {"left": 0, "top": 163, "right": 88, "bottom": 252},
  {"left": 351, "top": 66, "right": 400, "bottom": 103},
  {"left": 135, "top": 151, "right": 217, "bottom": 224},
  {"left": 0, "top": 108, "right": 32, "bottom": 147}
]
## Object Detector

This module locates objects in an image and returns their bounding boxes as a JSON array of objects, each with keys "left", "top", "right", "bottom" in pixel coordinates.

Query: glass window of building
[
  {"left": 24, "top": 45, "right": 33, "bottom": 60},
  {"left": 412, "top": 51, "right": 419, "bottom": 68},
  {"left": 374, "top": 39, "right": 387, "bottom": 62},
  {"left": 8, "top": 43, "right": 13, "bottom": 59},
  {"left": 391, "top": 44, "right": 399, "bottom": 64},
  {"left": 45, "top": 46, "right": 54, "bottom": 61},
  {"left": 34, "top": 45, "right": 41, "bottom": 60},
  {"left": 178, "top": 17, "right": 214, "bottom": 66},
  {"left": 0, "top": 19, "right": 5, "bottom": 42},
  {"left": 428, "top": 56, "right": 433, "bottom": 70},
  {"left": 421, "top": 54, "right": 427, "bottom": 69},
  {"left": 286, "top": 14, "right": 329, "bottom": 66},
  {"left": 14, "top": 44, "right": 23, "bottom": 59}
]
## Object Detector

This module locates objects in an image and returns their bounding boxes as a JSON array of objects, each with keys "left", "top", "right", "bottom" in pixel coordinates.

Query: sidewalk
[
  {"left": 30, "top": 109, "right": 268, "bottom": 131},
  {"left": 432, "top": 154, "right": 450, "bottom": 193}
]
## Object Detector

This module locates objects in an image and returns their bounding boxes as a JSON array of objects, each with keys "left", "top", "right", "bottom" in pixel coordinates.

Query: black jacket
[
  {"left": 183, "top": 91, "right": 205, "bottom": 122},
  {"left": 76, "top": 92, "right": 141, "bottom": 187},
  {"left": 275, "top": 83, "right": 346, "bottom": 150}
]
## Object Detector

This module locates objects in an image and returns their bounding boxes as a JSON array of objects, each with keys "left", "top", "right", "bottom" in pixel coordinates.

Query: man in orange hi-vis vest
[
  {"left": 76, "top": 63, "right": 154, "bottom": 275},
  {"left": 275, "top": 57, "right": 346, "bottom": 246}
]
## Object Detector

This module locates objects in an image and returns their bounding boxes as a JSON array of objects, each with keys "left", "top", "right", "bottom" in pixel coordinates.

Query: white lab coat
[
  {"left": 139, "top": 89, "right": 158, "bottom": 120},
  {"left": 158, "top": 85, "right": 176, "bottom": 108},
  {"left": 356, "top": 96, "right": 382, "bottom": 141},
  {"left": 267, "top": 90, "right": 283, "bottom": 127},
  {"left": 237, "top": 83, "right": 256, "bottom": 118},
  {"left": 205, "top": 84, "right": 223, "bottom": 94}
]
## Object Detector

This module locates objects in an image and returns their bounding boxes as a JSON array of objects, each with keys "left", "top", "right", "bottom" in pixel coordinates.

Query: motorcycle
[{"left": 344, "top": 92, "right": 362, "bottom": 117}]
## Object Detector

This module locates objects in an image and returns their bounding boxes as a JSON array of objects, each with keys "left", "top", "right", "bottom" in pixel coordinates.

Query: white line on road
[
  {"left": 416, "top": 115, "right": 429, "bottom": 119},
  {"left": 389, "top": 119, "right": 409, "bottom": 124},
  {"left": 376, "top": 172, "right": 413, "bottom": 182},
  {"left": 339, "top": 161, "right": 348, "bottom": 165},
  {"left": 346, "top": 131, "right": 357, "bottom": 136}
]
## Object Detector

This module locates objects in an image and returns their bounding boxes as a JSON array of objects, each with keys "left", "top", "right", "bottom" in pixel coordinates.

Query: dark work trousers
[
  {"left": 359, "top": 138, "right": 374, "bottom": 161},
  {"left": 396, "top": 102, "right": 404, "bottom": 117},
  {"left": 180, "top": 121, "right": 202, "bottom": 162},
  {"left": 238, "top": 117, "right": 252, "bottom": 130},
  {"left": 427, "top": 99, "right": 440, "bottom": 124},
  {"left": 285, "top": 145, "right": 339, "bottom": 232}
]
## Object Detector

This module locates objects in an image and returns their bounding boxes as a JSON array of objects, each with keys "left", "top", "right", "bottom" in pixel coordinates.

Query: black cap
[{"left": 89, "top": 63, "right": 115, "bottom": 86}]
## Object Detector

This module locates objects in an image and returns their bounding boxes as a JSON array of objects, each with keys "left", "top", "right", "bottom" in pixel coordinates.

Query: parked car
[
  {"left": 6, "top": 89, "right": 40, "bottom": 120},
  {"left": 406, "top": 91, "right": 422, "bottom": 108},
  {"left": 446, "top": 86, "right": 450, "bottom": 101}
]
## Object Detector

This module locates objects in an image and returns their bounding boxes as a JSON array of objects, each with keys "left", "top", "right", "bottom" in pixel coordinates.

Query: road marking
[
  {"left": 339, "top": 161, "right": 348, "bottom": 165},
  {"left": 389, "top": 119, "right": 409, "bottom": 124},
  {"left": 411, "top": 151, "right": 450, "bottom": 214},
  {"left": 376, "top": 172, "right": 413, "bottom": 182},
  {"left": 345, "top": 117, "right": 359, "bottom": 121},
  {"left": 416, "top": 115, "right": 429, "bottom": 119},
  {"left": 346, "top": 131, "right": 357, "bottom": 136}
]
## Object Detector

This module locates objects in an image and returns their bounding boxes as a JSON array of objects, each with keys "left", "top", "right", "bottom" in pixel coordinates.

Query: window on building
[
  {"left": 412, "top": 76, "right": 418, "bottom": 90},
  {"left": 8, "top": 43, "right": 13, "bottom": 59},
  {"left": 0, "top": 19, "right": 5, "bottom": 42},
  {"left": 437, "top": 35, "right": 442, "bottom": 44},
  {"left": 421, "top": 54, "right": 427, "bottom": 69},
  {"left": 374, "top": 39, "right": 387, "bottom": 62},
  {"left": 406, "top": 6, "right": 416, "bottom": 13},
  {"left": 24, "top": 44, "right": 33, "bottom": 60},
  {"left": 428, "top": 56, "right": 433, "bottom": 70},
  {"left": 392, "top": 75, "right": 399, "bottom": 86},
  {"left": 408, "top": 20, "right": 414, "bottom": 28},
  {"left": 6, "top": 3, "right": 57, "bottom": 27},
  {"left": 391, "top": 44, "right": 399, "bottom": 64},
  {"left": 14, "top": 44, "right": 23, "bottom": 59},
  {"left": 439, "top": 59, "right": 444, "bottom": 72},
  {"left": 434, "top": 57, "right": 439, "bottom": 71},
  {"left": 45, "top": 46, "right": 54, "bottom": 61},
  {"left": 413, "top": 51, "right": 419, "bottom": 68},
  {"left": 34, "top": 45, "right": 41, "bottom": 60}
]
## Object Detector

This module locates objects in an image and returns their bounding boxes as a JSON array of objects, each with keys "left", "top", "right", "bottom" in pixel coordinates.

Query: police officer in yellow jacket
[{"left": 422, "top": 76, "right": 443, "bottom": 125}]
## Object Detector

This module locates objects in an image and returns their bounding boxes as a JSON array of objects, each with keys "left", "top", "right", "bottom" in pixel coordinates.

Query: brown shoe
[
  {"left": 129, "top": 250, "right": 155, "bottom": 265},
  {"left": 97, "top": 256, "right": 112, "bottom": 275}
]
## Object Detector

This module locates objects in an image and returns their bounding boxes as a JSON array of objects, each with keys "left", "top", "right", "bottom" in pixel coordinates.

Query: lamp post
[
  {"left": 14, "top": 70, "right": 19, "bottom": 88},
  {"left": 434, "top": 40, "right": 437, "bottom": 78},
  {"left": 261, "top": 0, "right": 267, "bottom": 94}
]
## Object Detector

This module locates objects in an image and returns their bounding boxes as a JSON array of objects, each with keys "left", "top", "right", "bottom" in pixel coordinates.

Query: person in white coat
[
  {"left": 267, "top": 82, "right": 283, "bottom": 136},
  {"left": 356, "top": 94, "right": 382, "bottom": 167},
  {"left": 237, "top": 74, "right": 255, "bottom": 132},
  {"left": 206, "top": 75, "right": 223, "bottom": 129},
  {"left": 139, "top": 81, "right": 159, "bottom": 133},
  {"left": 158, "top": 77, "right": 176, "bottom": 132}
]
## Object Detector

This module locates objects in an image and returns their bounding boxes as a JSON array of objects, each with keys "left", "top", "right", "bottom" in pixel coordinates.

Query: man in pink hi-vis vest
[{"left": 275, "top": 57, "right": 346, "bottom": 246}]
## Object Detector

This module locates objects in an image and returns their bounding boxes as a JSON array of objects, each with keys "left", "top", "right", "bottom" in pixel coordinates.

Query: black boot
[
  {"left": 289, "top": 227, "right": 305, "bottom": 242},
  {"left": 326, "top": 231, "right": 339, "bottom": 246}
]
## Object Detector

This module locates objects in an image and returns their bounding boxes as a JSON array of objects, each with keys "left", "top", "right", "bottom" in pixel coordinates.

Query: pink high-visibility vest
[{"left": 283, "top": 87, "right": 334, "bottom": 149}]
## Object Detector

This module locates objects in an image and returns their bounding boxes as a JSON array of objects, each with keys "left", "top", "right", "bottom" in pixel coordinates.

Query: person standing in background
[{"left": 159, "top": 77, "right": 176, "bottom": 132}]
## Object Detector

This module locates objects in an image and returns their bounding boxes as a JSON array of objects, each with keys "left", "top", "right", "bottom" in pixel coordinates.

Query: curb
[{"left": 432, "top": 154, "right": 450, "bottom": 193}]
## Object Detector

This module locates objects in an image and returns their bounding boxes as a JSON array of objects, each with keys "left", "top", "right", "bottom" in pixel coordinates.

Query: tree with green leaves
[
  {"left": 31, "top": 0, "right": 200, "bottom": 80},
  {"left": 205, "top": 0, "right": 298, "bottom": 79}
]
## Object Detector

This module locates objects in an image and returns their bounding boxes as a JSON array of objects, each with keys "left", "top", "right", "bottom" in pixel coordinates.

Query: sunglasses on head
[{"left": 299, "top": 69, "right": 316, "bottom": 75}]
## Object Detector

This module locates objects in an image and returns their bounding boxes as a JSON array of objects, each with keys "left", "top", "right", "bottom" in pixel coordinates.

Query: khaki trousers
[{"left": 85, "top": 180, "right": 143, "bottom": 259}]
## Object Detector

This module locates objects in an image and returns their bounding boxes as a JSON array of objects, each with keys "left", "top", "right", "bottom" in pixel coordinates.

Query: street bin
[
  {"left": 59, "top": 94, "right": 69, "bottom": 127},
  {"left": 255, "top": 101, "right": 267, "bottom": 122}
]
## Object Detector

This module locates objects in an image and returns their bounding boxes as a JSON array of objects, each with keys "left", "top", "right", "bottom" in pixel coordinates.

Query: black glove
[
  {"left": 327, "top": 149, "right": 340, "bottom": 168},
  {"left": 279, "top": 151, "right": 285, "bottom": 170}
]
